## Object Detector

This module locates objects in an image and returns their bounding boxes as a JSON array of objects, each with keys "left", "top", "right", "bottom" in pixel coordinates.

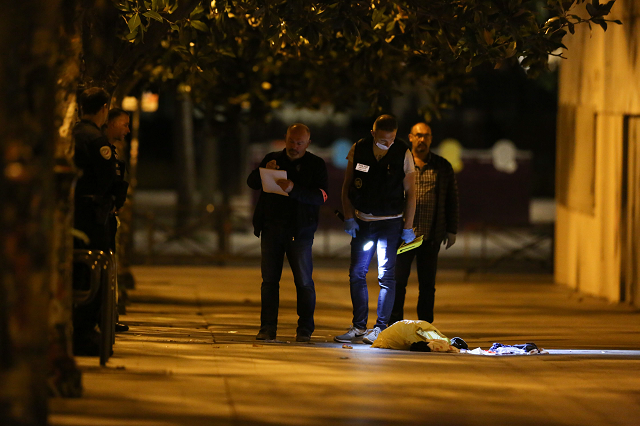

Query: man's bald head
[
  {"left": 285, "top": 123, "right": 311, "bottom": 160},
  {"left": 287, "top": 123, "right": 310, "bottom": 137}
]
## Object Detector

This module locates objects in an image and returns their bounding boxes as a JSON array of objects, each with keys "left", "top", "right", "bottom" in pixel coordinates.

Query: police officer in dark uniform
[
  {"left": 103, "top": 107, "right": 131, "bottom": 252},
  {"left": 72, "top": 87, "right": 128, "bottom": 355},
  {"left": 103, "top": 108, "right": 131, "bottom": 331}
]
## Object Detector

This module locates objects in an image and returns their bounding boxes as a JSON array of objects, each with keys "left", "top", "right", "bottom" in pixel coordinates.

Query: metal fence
[{"left": 131, "top": 193, "right": 554, "bottom": 274}]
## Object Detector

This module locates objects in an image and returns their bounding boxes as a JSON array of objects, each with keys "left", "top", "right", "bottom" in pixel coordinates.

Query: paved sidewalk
[{"left": 50, "top": 266, "right": 640, "bottom": 426}]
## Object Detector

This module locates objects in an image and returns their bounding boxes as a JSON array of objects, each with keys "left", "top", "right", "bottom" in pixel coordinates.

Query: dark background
[{"left": 136, "top": 63, "right": 557, "bottom": 199}]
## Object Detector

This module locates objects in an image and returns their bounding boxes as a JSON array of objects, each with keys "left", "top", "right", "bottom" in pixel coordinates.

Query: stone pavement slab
[{"left": 49, "top": 266, "right": 640, "bottom": 426}]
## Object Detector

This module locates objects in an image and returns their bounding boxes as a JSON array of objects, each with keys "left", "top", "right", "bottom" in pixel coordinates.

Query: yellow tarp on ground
[{"left": 372, "top": 320, "right": 459, "bottom": 352}]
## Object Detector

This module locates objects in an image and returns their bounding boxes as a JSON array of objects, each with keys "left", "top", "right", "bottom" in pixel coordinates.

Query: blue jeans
[
  {"left": 260, "top": 224, "right": 316, "bottom": 337},
  {"left": 349, "top": 217, "right": 403, "bottom": 330}
]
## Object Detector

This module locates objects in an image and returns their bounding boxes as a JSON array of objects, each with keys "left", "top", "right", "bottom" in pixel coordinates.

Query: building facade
[{"left": 556, "top": 0, "right": 640, "bottom": 306}]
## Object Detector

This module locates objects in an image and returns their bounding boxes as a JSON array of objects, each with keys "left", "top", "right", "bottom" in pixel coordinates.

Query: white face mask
[{"left": 376, "top": 141, "right": 391, "bottom": 150}]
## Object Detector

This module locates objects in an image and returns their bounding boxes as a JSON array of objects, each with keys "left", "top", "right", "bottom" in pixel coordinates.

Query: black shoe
[
  {"left": 256, "top": 331, "right": 276, "bottom": 340},
  {"left": 450, "top": 337, "right": 468, "bottom": 350},
  {"left": 295, "top": 335, "right": 311, "bottom": 343},
  {"left": 115, "top": 323, "right": 129, "bottom": 332}
]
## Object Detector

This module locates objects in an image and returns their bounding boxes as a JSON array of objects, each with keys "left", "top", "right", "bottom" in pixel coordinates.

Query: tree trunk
[
  {"left": 174, "top": 89, "right": 197, "bottom": 228},
  {"left": 200, "top": 120, "right": 221, "bottom": 211},
  {"left": 49, "top": 0, "right": 84, "bottom": 397},
  {"left": 0, "top": 0, "right": 77, "bottom": 422},
  {"left": 209, "top": 107, "right": 246, "bottom": 257}
]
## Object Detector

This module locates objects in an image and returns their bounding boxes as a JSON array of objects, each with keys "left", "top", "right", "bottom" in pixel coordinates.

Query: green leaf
[
  {"left": 604, "top": 0, "right": 615, "bottom": 13},
  {"left": 372, "top": 10, "right": 383, "bottom": 26},
  {"left": 143, "top": 10, "right": 163, "bottom": 23},
  {"left": 190, "top": 5, "right": 205, "bottom": 19},
  {"left": 220, "top": 50, "right": 236, "bottom": 58},
  {"left": 126, "top": 29, "right": 138, "bottom": 40},
  {"left": 545, "top": 16, "right": 560, "bottom": 26},
  {"left": 173, "top": 46, "right": 189, "bottom": 54},
  {"left": 191, "top": 20, "right": 209, "bottom": 32},
  {"left": 483, "top": 29, "right": 494, "bottom": 45},
  {"left": 128, "top": 13, "right": 141, "bottom": 32},
  {"left": 386, "top": 20, "right": 396, "bottom": 32}
]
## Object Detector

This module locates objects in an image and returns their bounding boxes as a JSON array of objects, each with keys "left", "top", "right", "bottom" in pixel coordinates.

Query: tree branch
[{"left": 106, "top": 0, "right": 202, "bottom": 94}]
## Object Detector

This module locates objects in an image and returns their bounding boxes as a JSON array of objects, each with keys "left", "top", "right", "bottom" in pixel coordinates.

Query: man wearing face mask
[
  {"left": 389, "top": 122, "right": 459, "bottom": 326},
  {"left": 247, "top": 123, "right": 328, "bottom": 343},
  {"left": 335, "top": 114, "right": 416, "bottom": 344}
]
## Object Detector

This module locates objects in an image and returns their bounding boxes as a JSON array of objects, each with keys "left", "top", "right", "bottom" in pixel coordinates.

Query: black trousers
[
  {"left": 73, "top": 198, "right": 114, "bottom": 335},
  {"left": 390, "top": 240, "right": 441, "bottom": 325},
  {"left": 259, "top": 224, "right": 316, "bottom": 337}
]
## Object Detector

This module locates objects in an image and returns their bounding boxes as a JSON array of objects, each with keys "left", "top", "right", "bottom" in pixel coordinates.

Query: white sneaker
[
  {"left": 334, "top": 326, "right": 366, "bottom": 343},
  {"left": 362, "top": 327, "right": 382, "bottom": 344}
]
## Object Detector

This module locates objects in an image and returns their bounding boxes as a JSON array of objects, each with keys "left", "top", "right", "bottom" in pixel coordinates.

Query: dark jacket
[
  {"left": 73, "top": 120, "right": 128, "bottom": 209},
  {"left": 423, "top": 152, "right": 459, "bottom": 244},
  {"left": 348, "top": 136, "right": 409, "bottom": 216},
  {"left": 247, "top": 149, "right": 328, "bottom": 239}
]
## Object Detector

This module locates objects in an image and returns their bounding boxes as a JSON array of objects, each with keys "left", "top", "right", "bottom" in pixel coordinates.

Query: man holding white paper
[{"left": 247, "top": 123, "right": 328, "bottom": 342}]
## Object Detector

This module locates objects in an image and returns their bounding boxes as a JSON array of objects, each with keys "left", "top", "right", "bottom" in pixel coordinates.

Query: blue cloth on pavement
[{"left": 489, "top": 342, "right": 540, "bottom": 354}]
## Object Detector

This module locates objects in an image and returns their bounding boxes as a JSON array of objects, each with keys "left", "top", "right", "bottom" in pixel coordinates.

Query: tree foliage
[{"left": 106, "top": 0, "right": 620, "bottom": 119}]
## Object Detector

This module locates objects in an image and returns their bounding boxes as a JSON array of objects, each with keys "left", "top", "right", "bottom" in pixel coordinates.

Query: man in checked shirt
[{"left": 389, "top": 122, "right": 459, "bottom": 325}]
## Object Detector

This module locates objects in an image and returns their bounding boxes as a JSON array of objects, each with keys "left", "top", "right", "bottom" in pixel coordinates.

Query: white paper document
[{"left": 259, "top": 168, "right": 289, "bottom": 196}]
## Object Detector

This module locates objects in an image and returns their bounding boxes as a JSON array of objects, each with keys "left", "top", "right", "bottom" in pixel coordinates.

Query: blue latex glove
[
  {"left": 344, "top": 218, "right": 359, "bottom": 238},
  {"left": 401, "top": 228, "right": 416, "bottom": 244}
]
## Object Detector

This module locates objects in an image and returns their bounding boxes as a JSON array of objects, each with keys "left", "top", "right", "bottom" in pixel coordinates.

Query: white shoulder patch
[{"left": 100, "top": 146, "right": 112, "bottom": 160}]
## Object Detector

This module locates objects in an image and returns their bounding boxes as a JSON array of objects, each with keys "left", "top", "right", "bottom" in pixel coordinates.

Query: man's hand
[
  {"left": 265, "top": 159, "right": 279, "bottom": 170},
  {"left": 401, "top": 228, "right": 416, "bottom": 244},
  {"left": 344, "top": 218, "right": 359, "bottom": 238},
  {"left": 276, "top": 179, "right": 294, "bottom": 193},
  {"left": 444, "top": 232, "right": 457, "bottom": 249}
]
